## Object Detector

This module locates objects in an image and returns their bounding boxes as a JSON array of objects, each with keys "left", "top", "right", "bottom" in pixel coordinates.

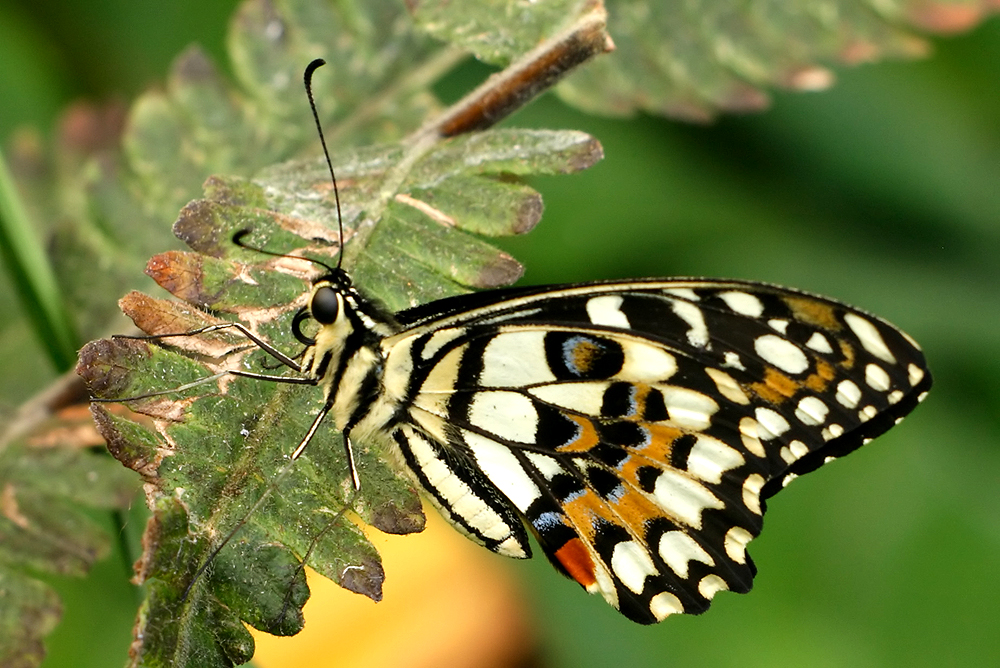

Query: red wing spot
[{"left": 555, "top": 537, "right": 597, "bottom": 588}]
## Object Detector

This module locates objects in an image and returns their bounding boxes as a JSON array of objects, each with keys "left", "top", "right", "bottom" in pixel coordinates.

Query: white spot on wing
[
  {"left": 755, "top": 334, "right": 808, "bottom": 374},
  {"left": 789, "top": 440, "right": 809, "bottom": 460},
  {"left": 908, "top": 363, "right": 925, "bottom": 387},
  {"left": 724, "top": 526, "right": 752, "bottom": 564},
  {"left": 658, "top": 531, "right": 714, "bottom": 579},
  {"left": 619, "top": 342, "right": 677, "bottom": 382},
  {"left": 529, "top": 382, "right": 607, "bottom": 415},
  {"left": 649, "top": 591, "right": 684, "bottom": 620},
  {"left": 739, "top": 417, "right": 766, "bottom": 457},
  {"left": 464, "top": 431, "right": 540, "bottom": 511},
  {"left": 421, "top": 328, "right": 466, "bottom": 360},
  {"left": 723, "top": 351, "right": 746, "bottom": 370},
  {"left": 468, "top": 391, "right": 538, "bottom": 443},
  {"left": 651, "top": 469, "right": 724, "bottom": 528},
  {"left": 845, "top": 313, "right": 897, "bottom": 364},
  {"left": 685, "top": 435, "right": 745, "bottom": 484},
  {"left": 754, "top": 407, "right": 790, "bottom": 440},
  {"left": 611, "top": 541, "right": 657, "bottom": 594},
  {"left": 671, "top": 301, "right": 710, "bottom": 348},
  {"left": 836, "top": 379, "right": 862, "bottom": 408},
  {"left": 660, "top": 387, "right": 718, "bottom": 430},
  {"left": 865, "top": 363, "right": 891, "bottom": 392},
  {"left": 586, "top": 295, "right": 631, "bottom": 329},
  {"left": 742, "top": 473, "right": 764, "bottom": 514},
  {"left": 705, "top": 368, "right": 750, "bottom": 405},
  {"left": 524, "top": 452, "right": 564, "bottom": 480},
  {"left": 795, "top": 396, "right": 829, "bottom": 426},
  {"left": 805, "top": 332, "right": 833, "bottom": 353},
  {"left": 698, "top": 574, "right": 728, "bottom": 600},
  {"left": 719, "top": 291, "right": 763, "bottom": 317},
  {"left": 479, "top": 331, "right": 557, "bottom": 387},
  {"left": 768, "top": 319, "right": 789, "bottom": 334},
  {"left": 821, "top": 423, "right": 844, "bottom": 441},
  {"left": 662, "top": 288, "right": 700, "bottom": 301}
]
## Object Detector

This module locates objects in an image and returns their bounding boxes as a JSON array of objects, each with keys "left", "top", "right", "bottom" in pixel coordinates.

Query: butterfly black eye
[{"left": 311, "top": 286, "right": 340, "bottom": 324}]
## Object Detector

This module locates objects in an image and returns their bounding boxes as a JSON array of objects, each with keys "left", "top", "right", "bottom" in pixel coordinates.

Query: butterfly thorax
[{"left": 296, "top": 272, "right": 401, "bottom": 437}]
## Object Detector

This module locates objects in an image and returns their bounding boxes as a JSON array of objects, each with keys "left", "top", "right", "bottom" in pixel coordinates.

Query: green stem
[{"left": 0, "top": 146, "right": 78, "bottom": 370}]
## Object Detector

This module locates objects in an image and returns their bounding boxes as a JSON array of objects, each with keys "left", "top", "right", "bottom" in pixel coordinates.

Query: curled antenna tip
[{"left": 304, "top": 58, "right": 326, "bottom": 84}]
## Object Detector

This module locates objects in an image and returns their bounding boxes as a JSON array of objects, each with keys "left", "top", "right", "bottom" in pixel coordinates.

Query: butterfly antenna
[
  {"left": 303, "top": 58, "right": 345, "bottom": 271},
  {"left": 232, "top": 229, "right": 336, "bottom": 274}
]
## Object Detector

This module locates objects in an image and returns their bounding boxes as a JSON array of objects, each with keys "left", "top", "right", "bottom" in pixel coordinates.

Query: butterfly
[{"left": 97, "top": 59, "right": 932, "bottom": 625}]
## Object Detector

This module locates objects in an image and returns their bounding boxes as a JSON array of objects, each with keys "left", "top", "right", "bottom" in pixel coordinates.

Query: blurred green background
[{"left": 1, "top": 1, "right": 999, "bottom": 667}]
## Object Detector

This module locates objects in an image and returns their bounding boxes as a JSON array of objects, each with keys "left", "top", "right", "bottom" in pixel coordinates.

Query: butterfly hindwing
[{"left": 380, "top": 279, "right": 930, "bottom": 622}]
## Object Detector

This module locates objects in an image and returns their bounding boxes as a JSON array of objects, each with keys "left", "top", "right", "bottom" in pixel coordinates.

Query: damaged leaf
[{"left": 76, "top": 122, "right": 600, "bottom": 667}]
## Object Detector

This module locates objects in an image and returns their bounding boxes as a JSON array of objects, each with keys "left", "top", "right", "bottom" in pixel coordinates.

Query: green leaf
[
  {"left": 0, "top": 438, "right": 138, "bottom": 666},
  {"left": 75, "top": 118, "right": 599, "bottom": 666},
  {"left": 412, "top": 0, "right": 1000, "bottom": 121}
]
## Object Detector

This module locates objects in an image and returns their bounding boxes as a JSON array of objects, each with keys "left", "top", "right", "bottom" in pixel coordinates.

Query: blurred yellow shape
[{"left": 252, "top": 507, "right": 536, "bottom": 668}]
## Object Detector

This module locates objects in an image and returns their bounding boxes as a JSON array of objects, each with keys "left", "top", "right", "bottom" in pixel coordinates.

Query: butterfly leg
[
  {"left": 115, "top": 321, "right": 304, "bottom": 372},
  {"left": 288, "top": 397, "right": 362, "bottom": 490},
  {"left": 91, "top": 368, "right": 318, "bottom": 403}
]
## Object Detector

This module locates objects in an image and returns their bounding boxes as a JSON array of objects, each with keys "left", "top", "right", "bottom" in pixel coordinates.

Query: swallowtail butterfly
[{"left": 105, "top": 60, "right": 932, "bottom": 624}]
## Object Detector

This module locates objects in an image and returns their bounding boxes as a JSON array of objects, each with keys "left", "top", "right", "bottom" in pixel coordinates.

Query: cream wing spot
[
  {"left": 908, "top": 363, "right": 925, "bottom": 386},
  {"left": 524, "top": 452, "right": 564, "bottom": 480},
  {"left": 420, "top": 327, "right": 466, "bottom": 361},
  {"left": 651, "top": 469, "right": 724, "bottom": 528},
  {"left": 742, "top": 474, "right": 764, "bottom": 515},
  {"left": 586, "top": 295, "right": 631, "bottom": 328},
  {"left": 619, "top": 342, "right": 677, "bottom": 383},
  {"left": 413, "top": 346, "right": 464, "bottom": 417},
  {"left": 795, "top": 396, "right": 829, "bottom": 426},
  {"left": 479, "top": 330, "right": 557, "bottom": 387},
  {"left": 685, "top": 435, "right": 745, "bottom": 484},
  {"left": 805, "top": 332, "right": 834, "bottom": 353},
  {"left": 845, "top": 313, "right": 897, "bottom": 364},
  {"left": 724, "top": 526, "right": 752, "bottom": 564},
  {"left": 529, "top": 382, "right": 607, "bottom": 415},
  {"left": 718, "top": 290, "right": 763, "bottom": 317},
  {"left": 789, "top": 440, "right": 809, "bottom": 460},
  {"left": 671, "top": 301, "right": 709, "bottom": 348},
  {"left": 768, "top": 319, "right": 789, "bottom": 334},
  {"left": 658, "top": 531, "right": 714, "bottom": 579},
  {"left": 723, "top": 351, "right": 746, "bottom": 371},
  {"left": 705, "top": 368, "right": 750, "bottom": 405},
  {"left": 463, "top": 431, "right": 541, "bottom": 511},
  {"left": 821, "top": 423, "right": 844, "bottom": 441},
  {"left": 468, "top": 391, "right": 538, "bottom": 443},
  {"left": 698, "top": 575, "right": 728, "bottom": 600},
  {"left": 649, "top": 592, "right": 684, "bottom": 620},
  {"left": 754, "top": 334, "right": 809, "bottom": 374},
  {"left": 660, "top": 387, "right": 719, "bottom": 430},
  {"left": 754, "top": 407, "right": 790, "bottom": 440},
  {"left": 836, "top": 379, "right": 862, "bottom": 408},
  {"left": 865, "top": 363, "right": 891, "bottom": 392},
  {"left": 611, "top": 541, "right": 657, "bottom": 594},
  {"left": 739, "top": 417, "right": 766, "bottom": 457},
  {"left": 662, "top": 287, "right": 700, "bottom": 301}
]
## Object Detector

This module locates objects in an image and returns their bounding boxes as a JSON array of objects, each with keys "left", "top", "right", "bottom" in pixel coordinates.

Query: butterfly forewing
[{"left": 380, "top": 279, "right": 930, "bottom": 623}]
